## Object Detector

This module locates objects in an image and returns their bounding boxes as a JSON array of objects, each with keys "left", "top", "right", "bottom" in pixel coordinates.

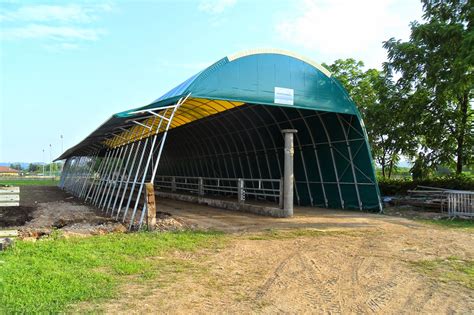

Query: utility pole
[
  {"left": 49, "top": 144, "right": 52, "bottom": 177},
  {"left": 42, "top": 149, "right": 45, "bottom": 176},
  {"left": 60, "top": 134, "right": 64, "bottom": 173}
]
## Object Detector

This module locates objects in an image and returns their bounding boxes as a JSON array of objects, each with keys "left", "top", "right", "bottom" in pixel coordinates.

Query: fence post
[
  {"left": 198, "top": 177, "right": 204, "bottom": 196},
  {"left": 237, "top": 178, "right": 244, "bottom": 203},
  {"left": 171, "top": 176, "right": 176, "bottom": 192},
  {"left": 145, "top": 183, "right": 156, "bottom": 230}
]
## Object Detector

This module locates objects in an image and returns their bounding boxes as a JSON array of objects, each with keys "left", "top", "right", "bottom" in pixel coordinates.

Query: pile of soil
[
  {"left": 18, "top": 200, "right": 127, "bottom": 239},
  {"left": 0, "top": 206, "right": 35, "bottom": 227},
  {"left": 155, "top": 211, "right": 193, "bottom": 231},
  {"left": 1, "top": 186, "right": 192, "bottom": 239}
]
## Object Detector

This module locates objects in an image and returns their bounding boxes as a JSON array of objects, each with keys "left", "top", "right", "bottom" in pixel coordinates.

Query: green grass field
[
  {"left": 413, "top": 256, "right": 474, "bottom": 289},
  {"left": 0, "top": 179, "right": 59, "bottom": 186},
  {"left": 0, "top": 231, "right": 224, "bottom": 313},
  {"left": 419, "top": 218, "right": 474, "bottom": 230}
]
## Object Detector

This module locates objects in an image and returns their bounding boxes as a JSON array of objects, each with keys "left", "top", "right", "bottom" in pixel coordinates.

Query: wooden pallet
[{"left": 0, "top": 186, "right": 20, "bottom": 207}]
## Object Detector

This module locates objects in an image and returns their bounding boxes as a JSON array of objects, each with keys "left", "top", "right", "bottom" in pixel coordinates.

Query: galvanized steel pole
[{"left": 282, "top": 129, "right": 297, "bottom": 217}]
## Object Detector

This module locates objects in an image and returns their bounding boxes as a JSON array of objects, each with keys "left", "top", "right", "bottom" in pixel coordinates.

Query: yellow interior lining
[{"left": 104, "top": 98, "right": 244, "bottom": 148}]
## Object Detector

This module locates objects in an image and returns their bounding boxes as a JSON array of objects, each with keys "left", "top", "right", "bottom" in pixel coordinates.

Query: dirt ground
[
  {"left": 2, "top": 187, "right": 473, "bottom": 313},
  {"left": 0, "top": 186, "right": 127, "bottom": 237},
  {"left": 0, "top": 186, "right": 189, "bottom": 238},
  {"left": 84, "top": 199, "right": 473, "bottom": 314}
]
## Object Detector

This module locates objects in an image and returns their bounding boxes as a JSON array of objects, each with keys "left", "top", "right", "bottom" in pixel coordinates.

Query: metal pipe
[
  {"left": 109, "top": 129, "right": 138, "bottom": 216},
  {"left": 317, "top": 113, "right": 344, "bottom": 208},
  {"left": 93, "top": 148, "right": 117, "bottom": 205},
  {"left": 101, "top": 144, "right": 127, "bottom": 211},
  {"left": 337, "top": 114, "right": 362, "bottom": 210},
  {"left": 129, "top": 109, "right": 170, "bottom": 228},
  {"left": 79, "top": 152, "right": 99, "bottom": 199},
  {"left": 86, "top": 149, "right": 110, "bottom": 201},
  {"left": 115, "top": 138, "right": 145, "bottom": 219}
]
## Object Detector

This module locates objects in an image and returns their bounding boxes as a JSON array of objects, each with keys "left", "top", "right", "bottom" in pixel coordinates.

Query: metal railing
[
  {"left": 446, "top": 190, "right": 474, "bottom": 217},
  {"left": 155, "top": 175, "right": 282, "bottom": 207}
]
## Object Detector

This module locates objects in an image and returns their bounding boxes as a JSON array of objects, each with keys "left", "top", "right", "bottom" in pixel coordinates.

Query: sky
[{"left": 0, "top": 0, "right": 423, "bottom": 163}]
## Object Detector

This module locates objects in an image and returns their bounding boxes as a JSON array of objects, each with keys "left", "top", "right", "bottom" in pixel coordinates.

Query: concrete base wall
[{"left": 155, "top": 191, "right": 288, "bottom": 217}]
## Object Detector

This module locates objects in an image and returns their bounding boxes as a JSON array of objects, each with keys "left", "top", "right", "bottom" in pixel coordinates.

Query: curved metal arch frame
[
  {"left": 59, "top": 98, "right": 381, "bottom": 231},
  {"left": 154, "top": 103, "right": 380, "bottom": 210}
]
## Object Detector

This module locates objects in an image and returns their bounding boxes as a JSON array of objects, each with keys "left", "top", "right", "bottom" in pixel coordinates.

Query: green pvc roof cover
[
  {"left": 59, "top": 50, "right": 362, "bottom": 160},
  {"left": 58, "top": 50, "right": 382, "bottom": 212},
  {"left": 116, "top": 51, "right": 358, "bottom": 118}
]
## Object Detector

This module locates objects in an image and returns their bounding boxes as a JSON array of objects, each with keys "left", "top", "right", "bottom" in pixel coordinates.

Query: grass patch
[
  {"left": 418, "top": 218, "right": 474, "bottom": 231},
  {"left": 0, "top": 230, "right": 224, "bottom": 313},
  {"left": 412, "top": 256, "right": 474, "bottom": 289},
  {"left": 0, "top": 179, "right": 59, "bottom": 186}
]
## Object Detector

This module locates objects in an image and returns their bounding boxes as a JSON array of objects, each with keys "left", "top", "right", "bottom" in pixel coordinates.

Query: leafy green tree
[
  {"left": 28, "top": 163, "right": 40, "bottom": 173},
  {"left": 324, "top": 59, "right": 416, "bottom": 178},
  {"left": 322, "top": 59, "right": 377, "bottom": 118},
  {"left": 384, "top": 0, "right": 473, "bottom": 174},
  {"left": 9, "top": 163, "right": 22, "bottom": 171},
  {"left": 411, "top": 152, "right": 432, "bottom": 180}
]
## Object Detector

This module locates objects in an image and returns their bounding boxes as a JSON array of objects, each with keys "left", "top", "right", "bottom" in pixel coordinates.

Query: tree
[
  {"left": 28, "top": 163, "right": 40, "bottom": 173},
  {"left": 384, "top": 0, "right": 473, "bottom": 174},
  {"left": 324, "top": 59, "right": 416, "bottom": 178},
  {"left": 322, "top": 59, "right": 377, "bottom": 118},
  {"left": 9, "top": 163, "right": 22, "bottom": 171}
]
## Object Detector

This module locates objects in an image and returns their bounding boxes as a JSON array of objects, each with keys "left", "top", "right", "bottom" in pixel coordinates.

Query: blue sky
[{"left": 0, "top": 0, "right": 422, "bottom": 163}]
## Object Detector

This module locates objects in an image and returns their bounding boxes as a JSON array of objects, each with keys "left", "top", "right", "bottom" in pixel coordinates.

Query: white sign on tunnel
[{"left": 274, "top": 87, "right": 294, "bottom": 105}]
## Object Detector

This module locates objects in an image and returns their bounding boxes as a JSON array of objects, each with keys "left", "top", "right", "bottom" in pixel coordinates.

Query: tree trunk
[
  {"left": 381, "top": 156, "right": 386, "bottom": 178},
  {"left": 456, "top": 92, "right": 469, "bottom": 174},
  {"left": 388, "top": 157, "right": 395, "bottom": 179}
]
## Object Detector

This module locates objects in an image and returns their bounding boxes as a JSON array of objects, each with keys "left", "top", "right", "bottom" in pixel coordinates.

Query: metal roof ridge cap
[{"left": 227, "top": 48, "right": 332, "bottom": 78}]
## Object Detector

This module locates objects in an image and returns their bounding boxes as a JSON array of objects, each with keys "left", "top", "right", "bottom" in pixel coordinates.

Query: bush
[{"left": 378, "top": 174, "right": 474, "bottom": 196}]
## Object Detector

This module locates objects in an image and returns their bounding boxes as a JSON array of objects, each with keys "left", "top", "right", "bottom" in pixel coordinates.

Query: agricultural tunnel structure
[{"left": 57, "top": 49, "right": 382, "bottom": 229}]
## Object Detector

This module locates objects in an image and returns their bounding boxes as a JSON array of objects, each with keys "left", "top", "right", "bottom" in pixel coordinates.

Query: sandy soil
[{"left": 87, "top": 201, "right": 474, "bottom": 314}]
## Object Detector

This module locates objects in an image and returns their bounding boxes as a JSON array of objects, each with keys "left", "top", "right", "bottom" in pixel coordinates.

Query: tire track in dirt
[
  {"left": 365, "top": 280, "right": 398, "bottom": 312},
  {"left": 400, "top": 281, "right": 434, "bottom": 314},
  {"left": 304, "top": 255, "right": 342, "bottom": 314},
  {"left": 255, "top": 252, "right": 297, "bottom": 300},
  {"left": 77, "top": 210, "right": 474, "bottom": 314}
]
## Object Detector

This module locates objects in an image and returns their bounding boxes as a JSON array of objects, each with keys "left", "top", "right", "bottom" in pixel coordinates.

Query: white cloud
[
  {"left": 1, "top": 24, "right": 104, "bottom": 41},
  {"left": 0, "top": 3, "right": 112, "bottom": 50},
  {"left": 43, "top": 42, "right": 80, "bottom": 52},
  {"left": 275, "top": 0, "right": 422, "bottom": 68},
  {"left": 0, "top": 4, "right": 112, "bottom": 23},
  {"left": 198, "top": 0, "right": 236, "bottom": 15}
]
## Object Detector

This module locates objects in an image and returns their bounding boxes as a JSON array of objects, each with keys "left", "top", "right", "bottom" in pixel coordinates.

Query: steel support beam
[{"left": 337, "top": 114, "right": 362, "bottom": 210}]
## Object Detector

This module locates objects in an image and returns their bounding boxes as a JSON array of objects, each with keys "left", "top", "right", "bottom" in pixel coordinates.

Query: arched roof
[
  {"left": 57, "top": 50, "right": 361, "bottom": 160},
  {"left": 116, "top": 49, "right": 357, "bottom": 118},
  {"left": 58, "top": 49, "right": 382, "bottom": 214}
]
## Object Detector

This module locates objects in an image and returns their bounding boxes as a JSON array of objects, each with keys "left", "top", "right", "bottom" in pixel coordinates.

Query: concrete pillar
[
  {"left": 281, "top": 129, "right": 297, "bottom": 217},
  {"left": 279, "top": 177, "right": 284, "bottom": 209}
]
